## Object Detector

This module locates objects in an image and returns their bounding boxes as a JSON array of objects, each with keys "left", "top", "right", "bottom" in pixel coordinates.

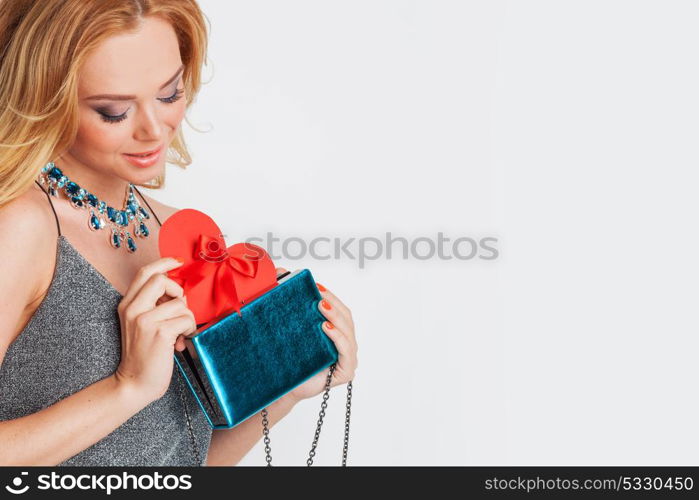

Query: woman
[{"left": 0, "top": 0, "right": 357, "bottom": 466}]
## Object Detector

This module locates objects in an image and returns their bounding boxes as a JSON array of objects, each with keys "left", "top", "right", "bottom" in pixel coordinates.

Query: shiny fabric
[
  {"left": 0, "top": 235, "right": 212, "bottom": 466},
  {"left": 175, "top": 268, "right": 337, "bottom": 429}
]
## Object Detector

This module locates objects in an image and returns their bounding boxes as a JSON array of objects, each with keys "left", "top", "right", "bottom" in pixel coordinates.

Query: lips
[
  {"left": 122, "top": 144, "right": 164, "bottom": 168},
  {"left": 125, "top": 145, "right": 163, "bottom": 157}
]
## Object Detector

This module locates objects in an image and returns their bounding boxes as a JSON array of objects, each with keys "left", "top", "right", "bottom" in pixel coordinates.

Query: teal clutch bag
[
  {"left": 160, "top": 208, "right": 352, "bottom": 464},
  {"left": 173, "top": 267, "right": 337, "bottom": 429}
]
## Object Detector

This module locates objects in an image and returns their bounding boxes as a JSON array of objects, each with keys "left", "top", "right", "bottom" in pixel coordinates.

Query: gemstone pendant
[
  {"left": 115, "top": 210, "right": 127, "bottom": 227},
  {"left": 110, "top": 228, "right": 122, "bottom": 249},
  {"left": 88, "top": 209, "right": 105, "bottom": 231},
  {"left": 133, "top": 220, "right": 149, "bottom": 238},
  {"left": 125, "top": 231, "right": 137, "bottom": 253}
]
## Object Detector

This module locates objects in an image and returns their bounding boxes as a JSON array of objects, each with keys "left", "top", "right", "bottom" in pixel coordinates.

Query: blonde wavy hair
[{"left": 0, "top": 0, "right": 210, "bottom": 208}]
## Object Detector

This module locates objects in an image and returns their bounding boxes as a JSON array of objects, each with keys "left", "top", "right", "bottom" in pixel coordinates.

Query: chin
[{"left": 120, "top": 164, "right": 164, "bottom": 186}]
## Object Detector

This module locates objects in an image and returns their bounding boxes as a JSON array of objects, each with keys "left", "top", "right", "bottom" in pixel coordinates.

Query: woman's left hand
[{"left": 275, "top": 267, "right": 358, "bottom": 404}]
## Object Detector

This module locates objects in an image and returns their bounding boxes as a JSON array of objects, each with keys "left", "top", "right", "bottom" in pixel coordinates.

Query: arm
[
  {"left": 0, "top": 376, "right": 151, "bottom": 465},
  {"left": 205, "top": 393, "right": 298, "bottom": 466}
]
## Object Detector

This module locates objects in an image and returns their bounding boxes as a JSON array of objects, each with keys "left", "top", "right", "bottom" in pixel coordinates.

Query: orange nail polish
[
  {"left": 321, "top": 299, "right": 332, "bottom": 310},
  {"left": 317, "top": 283, "right": 327, "bottom": 292},
  {"left": 325, "top": 321, "right": 334, "bottom": 329}
]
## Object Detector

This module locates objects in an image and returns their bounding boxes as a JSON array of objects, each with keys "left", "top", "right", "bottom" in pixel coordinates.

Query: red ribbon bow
[{"left": 158, "top": 209, "right": 278, "bottom": 326}]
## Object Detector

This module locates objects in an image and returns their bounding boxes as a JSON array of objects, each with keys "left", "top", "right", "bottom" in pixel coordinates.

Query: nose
[{"left": 133, "top": 102, "right": 163, "bottom": 142}]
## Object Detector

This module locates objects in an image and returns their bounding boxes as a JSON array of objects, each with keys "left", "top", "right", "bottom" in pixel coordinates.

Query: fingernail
[
  {"left": 316, "top": 283, "right": 327, "bottom": 292},
  {"left": 321, "top": 299, "right": 332, "bottom": 310},
  {"left": 173, "top": 256, "right": 184, "bottom": 264},
  {"left": 325, "top": 321, "right": 334, "bottom": 329}
]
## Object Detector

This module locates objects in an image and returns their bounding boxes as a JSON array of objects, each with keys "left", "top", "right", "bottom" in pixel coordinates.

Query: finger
[
  {"left": 175, "top": 334, "right": 186, "bottom": 352},
  {"left": 315, "top": 283, "right": 352, "bottom": 322},
  {"left": 128, "top": 273, "right": 185, "bottom": 318},
  {"left": 156, "top": 314, "right": 198, "bottom": 343},
  {"left": 146, "top": 296, "right": 193, "bottom": 324},
  {"left": 320, "top": 321, "right": 357, "bottom": 381},
  {"left": 317, "top": 297, "right": 353, "bottom": 336},
  {"left": 157, "top": 293, "right": 187, "bottom": 307},
  {"left": 122, "top": 257, "right": 183, "bottom": 305}
]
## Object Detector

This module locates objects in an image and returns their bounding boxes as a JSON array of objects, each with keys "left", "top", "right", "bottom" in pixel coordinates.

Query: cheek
[{"left": 74, "top": 112, "right": 131, "bottom": 153}]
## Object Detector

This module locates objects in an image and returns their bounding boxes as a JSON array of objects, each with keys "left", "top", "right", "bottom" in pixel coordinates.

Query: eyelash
[{"left": 98, "top": 88, "right": 185, "bottom": 124}]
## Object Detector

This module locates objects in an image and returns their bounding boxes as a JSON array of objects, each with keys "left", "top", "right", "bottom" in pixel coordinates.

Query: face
[{"left": 62, "top": 16, "right": 186, "bottom": 188}]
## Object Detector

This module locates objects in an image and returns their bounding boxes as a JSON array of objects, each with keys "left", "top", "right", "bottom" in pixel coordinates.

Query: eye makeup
[{"left": 96, "top": 86, "right": 185, "bottom": 124}]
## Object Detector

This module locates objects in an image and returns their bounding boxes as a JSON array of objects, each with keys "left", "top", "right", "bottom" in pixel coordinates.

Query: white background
[{"left": 152, "top": 0, "right": 699, "bottom": 465}]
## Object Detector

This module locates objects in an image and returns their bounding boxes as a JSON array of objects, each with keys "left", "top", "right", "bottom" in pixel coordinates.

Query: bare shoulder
[
  {"left": 135, "top": 188, "right": 180, "bottom": 224},
  {"left": 0, "top": 182, "right": 59, "bottom": 257},
  {"left": 0, "top": 183, "right": 59, "bottom": 357}
]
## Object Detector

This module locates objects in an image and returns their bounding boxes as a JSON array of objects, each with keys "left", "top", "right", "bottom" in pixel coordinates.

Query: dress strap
[
  {"left": 34, "top": 179, "right": 62, "bottom": 237},
  {"left": 132, "top": 185, "right": 162, "bottom": 227}
]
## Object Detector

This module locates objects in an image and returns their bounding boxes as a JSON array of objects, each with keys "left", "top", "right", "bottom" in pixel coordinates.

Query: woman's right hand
[{"left": 114, "top": 257, "right": 196, "bottom": 404}]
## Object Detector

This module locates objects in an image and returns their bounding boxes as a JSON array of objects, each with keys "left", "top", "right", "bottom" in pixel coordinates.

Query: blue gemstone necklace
[{"left": 37, "top": 161, "right": 152, "bottom": 253}]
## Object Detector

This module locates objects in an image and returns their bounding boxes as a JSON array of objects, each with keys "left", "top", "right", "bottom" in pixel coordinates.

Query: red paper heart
[{"left": 158, "top": 208, "right": 277, "bottom": 325}]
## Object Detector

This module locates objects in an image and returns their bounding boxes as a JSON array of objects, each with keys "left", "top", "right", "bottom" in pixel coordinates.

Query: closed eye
[{"left": 98, "top": 87, "right": 185, "bottom": 124}]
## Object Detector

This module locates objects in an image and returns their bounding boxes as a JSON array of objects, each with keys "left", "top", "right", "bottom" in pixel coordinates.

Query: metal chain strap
[
  {"left": 261, "top": 362, "right": 353, "bottom": 466},
  {"left": 342, "top": 380, "right": 353, "bottom": 466},
  {"left": 306, "top": 363, "right": 336, "bottom": 466},
  {"left": 261, "top": 408, "right": 272, "bottom": 466}
]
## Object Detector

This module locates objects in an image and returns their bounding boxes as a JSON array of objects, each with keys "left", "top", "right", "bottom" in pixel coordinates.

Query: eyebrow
[{"left": 85, "top": 64, "right": 184, "bottom": 101}]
